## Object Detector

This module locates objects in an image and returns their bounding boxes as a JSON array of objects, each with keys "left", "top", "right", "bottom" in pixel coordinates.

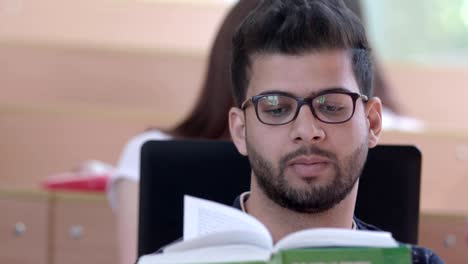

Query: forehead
[{"left": 247, "top": 50, "right": 359, "bottom": 97}]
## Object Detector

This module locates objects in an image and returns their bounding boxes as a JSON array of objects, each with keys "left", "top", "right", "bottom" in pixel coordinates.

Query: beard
[{"left": 246, "top": 141, "right": 368, "bottom": 214}]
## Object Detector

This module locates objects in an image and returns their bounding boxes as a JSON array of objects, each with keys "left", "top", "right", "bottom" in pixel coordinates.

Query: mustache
[{"left": 279, "top": 146, "right": 337, "bottom": 168}]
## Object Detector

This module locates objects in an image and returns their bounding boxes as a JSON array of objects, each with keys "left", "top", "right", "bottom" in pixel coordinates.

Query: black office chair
[{"left": 138, "top": 140, "right": 421, "bottom": 257}]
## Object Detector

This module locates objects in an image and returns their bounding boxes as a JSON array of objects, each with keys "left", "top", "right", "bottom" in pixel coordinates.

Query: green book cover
[
  {"left": 187, "top": 246, "right": 411, "bottom": 264},
  {"left": 270, "top": 246, "right": 411, "bottom": 264}
]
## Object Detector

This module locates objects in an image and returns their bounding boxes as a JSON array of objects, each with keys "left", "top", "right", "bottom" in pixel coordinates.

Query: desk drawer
[
  {"left": 419, "top": 213, "right": 468, "bottom": 263},
  {"left": 0, "top": 195, "right": 49, "bottom": 264},
  {"left": 51, "top": 193, "right": 117, "bottom": 264}
]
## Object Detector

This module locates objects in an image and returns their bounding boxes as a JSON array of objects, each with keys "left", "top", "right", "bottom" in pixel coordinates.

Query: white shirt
[{"left": 107, "top": 129, "right": 172, "bottom": 210}]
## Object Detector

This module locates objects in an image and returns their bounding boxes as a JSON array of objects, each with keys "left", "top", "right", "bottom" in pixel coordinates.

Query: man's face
[{"left": 229, "top": 50, "right": 382, "bottom": 213}]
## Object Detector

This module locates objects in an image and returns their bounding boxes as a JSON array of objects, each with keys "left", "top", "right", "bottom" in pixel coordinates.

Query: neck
[{"left": 245, "top": 180, "right": 359, "bottom": 243}]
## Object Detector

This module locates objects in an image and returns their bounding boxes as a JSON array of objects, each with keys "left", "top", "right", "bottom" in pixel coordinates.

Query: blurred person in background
[
  {"left": 344, "top": 0, "right": 424, "bottom": 131},
  {"left": 107, "top": 1, "right": 260, "bottom": 263},
  {"left": 465, "top": 219, "right": 468, "bottom": 248}
]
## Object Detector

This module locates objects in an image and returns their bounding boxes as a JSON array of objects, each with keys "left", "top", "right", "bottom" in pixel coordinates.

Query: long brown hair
[
  {"left": 169, "top": 0, "right": 260, "bottom": 139},
  {"left": 343, "top": 0, "right": 403, "bottom": 114}
]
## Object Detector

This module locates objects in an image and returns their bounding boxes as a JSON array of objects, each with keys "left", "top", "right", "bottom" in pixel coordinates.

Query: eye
[
  {"left": 258, "top": 95, "right": 296, "bottom": 118},
  {"left": 263, "top": 105, "right": 293, "bottom": 117},
  {"left": 318, "top": 104, "right": 346, "bottom": 114}
]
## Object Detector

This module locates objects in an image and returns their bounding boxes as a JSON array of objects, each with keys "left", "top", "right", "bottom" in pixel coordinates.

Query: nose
[{"left": 289, "top": 104, "right": 326, "bottom": 144}]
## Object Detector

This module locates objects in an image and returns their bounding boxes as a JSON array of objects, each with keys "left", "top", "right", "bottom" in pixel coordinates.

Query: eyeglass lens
[{"left": 256, "top": 93, "right": 355, "bottom": 124}]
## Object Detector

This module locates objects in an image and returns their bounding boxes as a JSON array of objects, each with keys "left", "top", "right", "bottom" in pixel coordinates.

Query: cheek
[
  {"left": 346, "top": 107, "right": 370, "bottom": 141},
  {"left": 246, "top": 119, "right": 285, "bottom": 163},
  {"left": 328, "top": 119, "right": 369, "bottom": 152}
]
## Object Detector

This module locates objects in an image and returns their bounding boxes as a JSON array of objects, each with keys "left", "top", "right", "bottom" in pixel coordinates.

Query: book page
[
  {"left": 183, "top": 195, "right": 272, "bottom": 248},
  {"left": 138, "top": 244, "right": 270, "bottom": 264},
  {"left": 273, "top": 228, "right": 399, "bottom": 252},
  {"left": 165, "top": 230, "right": 268, "bottom": 253}
]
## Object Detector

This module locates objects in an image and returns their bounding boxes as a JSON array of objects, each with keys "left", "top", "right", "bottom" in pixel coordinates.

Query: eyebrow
[{"left": 257, "top": 87, "right": 352, "bottom": 97}]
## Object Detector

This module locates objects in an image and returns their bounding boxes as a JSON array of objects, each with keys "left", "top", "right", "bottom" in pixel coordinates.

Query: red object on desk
[
  {"left": 41, "top": 173, "right": 110, "bottom": 192},
  {"left": 42, "top": 160, "right": 113, "bottom": 192}
]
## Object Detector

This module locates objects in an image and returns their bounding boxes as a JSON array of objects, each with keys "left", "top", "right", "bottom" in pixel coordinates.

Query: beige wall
[
  {"left": 1, "top": 0, "right": 467, "bottom": 204},
  {"left": 385, "top": 63, "right": 468, "bottom": 131},
  {"left": 0, "top": 44, "right": 205, "bottom": 125},
  {"left": 0, "top": 0, "right": 229, "bottom": 52},
  {"left": 0, "top": 0, "right": 227, "bottom": 187}
]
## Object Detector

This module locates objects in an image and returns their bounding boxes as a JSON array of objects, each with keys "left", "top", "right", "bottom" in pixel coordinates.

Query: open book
[{"left": 138, "top": 195, "right": 411, "bottom": 264}]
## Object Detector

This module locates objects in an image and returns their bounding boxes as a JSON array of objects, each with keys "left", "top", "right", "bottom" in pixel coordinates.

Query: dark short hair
[{"left": 231, "top": 0, "right": 373, "bottom": 106}]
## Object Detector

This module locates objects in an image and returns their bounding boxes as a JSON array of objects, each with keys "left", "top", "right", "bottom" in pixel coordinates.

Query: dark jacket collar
[{"left": 232, "top": 194, "right": 381, "bottom": 231}]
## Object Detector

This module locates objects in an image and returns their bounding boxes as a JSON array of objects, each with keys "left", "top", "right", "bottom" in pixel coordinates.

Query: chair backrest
[
  {"left": 354, "top": 145, "right": 421, "bottom": 244},
  {"left": 138, "top": 140, "right": 421, "bottom": 257}
]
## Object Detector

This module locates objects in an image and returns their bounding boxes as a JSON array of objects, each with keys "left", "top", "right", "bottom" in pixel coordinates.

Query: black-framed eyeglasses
[{"left": 241, "top": 90, "right": 368, "bottom": 125}]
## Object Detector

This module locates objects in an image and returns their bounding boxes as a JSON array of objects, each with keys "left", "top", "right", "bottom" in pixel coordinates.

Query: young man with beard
[{"left": 228, "top": 0, "right": 444, "bottom": 263}]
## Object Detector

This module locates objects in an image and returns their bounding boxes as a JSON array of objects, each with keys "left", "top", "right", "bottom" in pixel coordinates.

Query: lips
[
  {"left": 288, "top": 156, "right": 330, "bottom": 166},
  {"left": 287, "top": 156, "right": 331, "bottom": 177}
]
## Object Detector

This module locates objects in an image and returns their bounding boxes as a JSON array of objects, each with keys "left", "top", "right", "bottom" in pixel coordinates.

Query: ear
[
  {"left": 365, "top": 97, "right": 383, "bottom": 148},
  {"left": 229, "top": 107, "right": 248, "bottom": 156}
]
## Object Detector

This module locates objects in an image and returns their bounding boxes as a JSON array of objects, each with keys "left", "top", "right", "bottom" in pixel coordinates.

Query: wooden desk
[
  {"left": 0, "top": 190, "right": 50, "bottom": 264},
  {"left": 0, "top": 189, "right": 117, "bottom": 264},
  {"left": 419, "top": 212, "right": 468, "bottom": 264}
]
